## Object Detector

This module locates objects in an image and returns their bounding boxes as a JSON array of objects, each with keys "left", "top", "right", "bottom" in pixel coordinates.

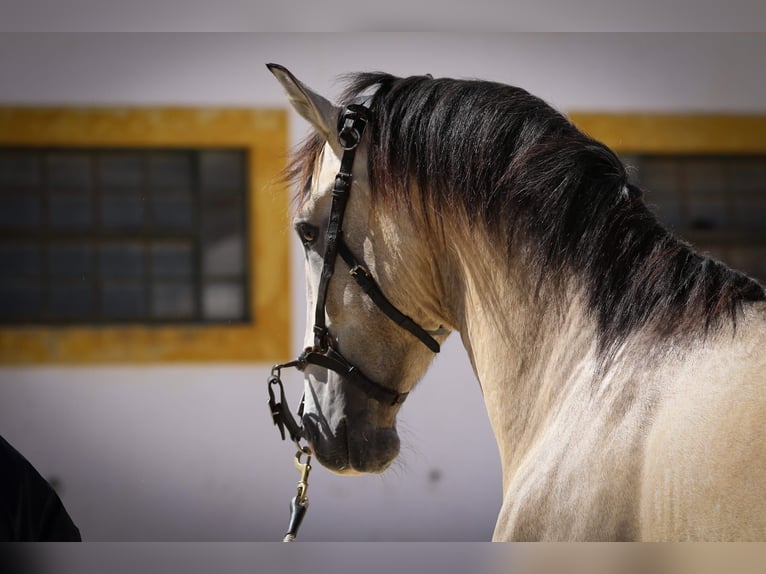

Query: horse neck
[{"left": 444, "top": 224, "right": 607, "bottom": 478}]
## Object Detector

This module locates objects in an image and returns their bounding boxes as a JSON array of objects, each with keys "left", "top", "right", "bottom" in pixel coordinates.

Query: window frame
[
  {"left": 0, "top": 107, "right": 290, "bottom": 364},
  {"left": 567, "top": 113, "right": 766, "bottom": 155}
]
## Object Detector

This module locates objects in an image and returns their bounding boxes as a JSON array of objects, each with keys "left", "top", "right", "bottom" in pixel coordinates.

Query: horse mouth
[{"left": 302, "top": 416, "right": 400, "bottom": 475}]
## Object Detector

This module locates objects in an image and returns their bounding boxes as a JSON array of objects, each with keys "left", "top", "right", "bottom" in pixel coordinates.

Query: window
[
  {"left": 0, "top": 148, "right": 249, "bottom": 324},
  {"left": 0, "top": 108, "right": 290, "bottom": 363},
  {"left": 570, "top": 114, "right": 766, "bottom": 284}
]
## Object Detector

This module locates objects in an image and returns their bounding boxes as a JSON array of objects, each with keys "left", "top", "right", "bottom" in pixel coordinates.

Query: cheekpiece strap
[
  {"left": 312, "top": 103, "right": 370, "bottom": 350},
  {"left": 337, "top": 240, "right": 441, "bottom": 353}
]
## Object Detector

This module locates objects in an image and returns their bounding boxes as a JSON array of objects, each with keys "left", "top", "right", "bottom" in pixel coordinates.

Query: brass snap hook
[
  {"left": 293, "top": 449, "right": 312, "bottom": 502},
  {"left": 283, "top": 448, "right": 312, "bottom": 542}
]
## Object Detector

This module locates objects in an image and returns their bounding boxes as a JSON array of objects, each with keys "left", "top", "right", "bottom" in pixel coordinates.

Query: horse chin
[{"left": 303, "top": 416, "right": 400, "bottom": 475}]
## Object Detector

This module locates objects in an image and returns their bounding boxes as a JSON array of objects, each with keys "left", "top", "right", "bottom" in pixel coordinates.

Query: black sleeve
[{"left": 0, "top": 435, "right": 81, "bottom": 541}]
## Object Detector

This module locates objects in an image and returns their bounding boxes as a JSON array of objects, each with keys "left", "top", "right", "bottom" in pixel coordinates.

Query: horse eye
[{"left": 296, "top": 222, "right": 319, "bottom": 246}]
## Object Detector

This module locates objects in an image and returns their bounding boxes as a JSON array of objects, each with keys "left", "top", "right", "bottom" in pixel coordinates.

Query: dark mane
[{"left": 289, "top": 73, "right": 765, "bottom": 351}]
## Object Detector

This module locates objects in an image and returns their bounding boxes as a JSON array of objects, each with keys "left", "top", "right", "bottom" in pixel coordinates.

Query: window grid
[{"left": 0, "top": 147, "right": 250, "bottom": 325}]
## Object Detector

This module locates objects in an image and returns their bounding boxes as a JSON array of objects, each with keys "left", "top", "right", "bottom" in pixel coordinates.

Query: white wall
[
  {"left": 2, "top": 1, "right": 765, "bottom": 32},
  {"left": 0, "top": 33, "right": 764, "bottom": 541}
]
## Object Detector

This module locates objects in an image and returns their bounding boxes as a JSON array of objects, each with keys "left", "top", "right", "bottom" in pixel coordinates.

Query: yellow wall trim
[
  {"left": 568, "top": 113, "right": 766, "bottom": 154},
  {"left": 0, "top": 107, "right": 291, "bottom": 364}
]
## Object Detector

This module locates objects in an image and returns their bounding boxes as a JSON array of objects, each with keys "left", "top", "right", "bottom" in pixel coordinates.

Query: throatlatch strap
[{"left": 337, "top": 241, "right": 441, "bottom": 353}]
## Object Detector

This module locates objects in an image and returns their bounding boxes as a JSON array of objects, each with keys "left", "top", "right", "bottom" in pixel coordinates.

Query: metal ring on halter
[
  {"left": 336, "top": 101, "right": 370, "bottom": 151},
  {"left": 338, "top": 126, "right": 361, "bottom": 150}
]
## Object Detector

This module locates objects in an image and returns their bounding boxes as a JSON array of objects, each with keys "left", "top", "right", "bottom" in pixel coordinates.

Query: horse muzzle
[{"left": 302, "top": 415, "right": 400, "bottom": 475}]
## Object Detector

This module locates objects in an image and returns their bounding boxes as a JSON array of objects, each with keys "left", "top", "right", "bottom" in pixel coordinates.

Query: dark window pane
[
  {"left": 202, "top": 209, "right": 244, "bottom": 276},
  {"left": 636, "top": 157, "right": 677, "bottom": 193},
  {"left": 151, "top": 243, "right": 192, "bottom": 277},
  {"left": 0, "top": 281, "right": 42, "bottom": 320},
  {"left": 152, "top": 282, "right": 194, "bottom": 318},
  {"left": 0, "top": 196, "right": 40, "bottom": 228},
  {"left": 646, "top": 190, "right": 683, "bottom": 230},
  {"left": 50, "top": 195, "right": 92, "bottom": 229},
  {"left": 203, "top": 235, "right": 244, "bottom": 277},
  {"left": 743, "top": 194, "right": 766, "bottom": 231},
  {"left": 152, "top": 196, "right": 193, "bottom": 229},
  {"left": 102, "top": 196, "right": 145, "bottom": 229},
  {"left": 202, "top": 281, "right": 244, "bottom": 320},
  {"left": 733, "top": 193, "right": 766, "bottom": 231},
  {"left": 680, "top": 159, "right": 725, "bottom": 195},
  {"left": 102, "top": 282, "right": 145, "bottom": 318},
  {"left": 727, "top": 159, "right": 766, "bottom": 193},
  {"left": 0, "top": 244, "right": 41, "bottom": 277},
  {"left": 47, "top": 153, "right": 91, "bottom": 191},
  {"left": 200, "top": 150, "right": 244, "bottom": 192},
  {"left": 202, "top": 208, "right": 243, "bottom": 240},
  {"left": 0, "top": 152, "right": 40, "bottom": 189},
  {"left": 49, "top": 244, "right": 92, "bottom": 277},
  {"left": 99, "top": 153, "right": 143, "bottom": 191},
  {"left": 50, "top": 283, "right": 94, "bottom": 317},
  {"left": 687, "top": 193, "right": 728, "bottom": 230},
  {"left": 99, "top": 244, "right": 144, "bottom": 278},
  {"left": 149, "top": 153, "right": 191, "bottom": 190}
]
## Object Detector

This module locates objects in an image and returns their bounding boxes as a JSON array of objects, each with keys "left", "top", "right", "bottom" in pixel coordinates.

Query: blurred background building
[{"left": 0, "top": 32, "right": 764, "bottom": 540}]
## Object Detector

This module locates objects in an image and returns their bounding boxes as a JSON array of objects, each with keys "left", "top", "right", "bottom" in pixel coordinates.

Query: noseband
[{"left": 268, "top": 100, "right": 442, "bottom": 446}]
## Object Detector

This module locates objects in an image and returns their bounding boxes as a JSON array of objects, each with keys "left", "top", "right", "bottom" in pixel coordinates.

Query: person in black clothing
[{"left": 0, "top": 434, "right": 81, "bottom": 541}]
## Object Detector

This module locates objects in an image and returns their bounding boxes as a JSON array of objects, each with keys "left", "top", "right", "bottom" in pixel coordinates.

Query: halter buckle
[
  {"left": 349, "top": 264, "right": 375, "bottom": 294},
  {"left": 349, "top": 264, "right": 370, "bottom": 278},
  {"left": 337, "top": 103, "right": 369, "bottom": 150}
]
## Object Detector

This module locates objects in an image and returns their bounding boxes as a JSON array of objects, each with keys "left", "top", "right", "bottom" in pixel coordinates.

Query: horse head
[{"left": 269, "top": 64, "right": 451, "bottom": 474}]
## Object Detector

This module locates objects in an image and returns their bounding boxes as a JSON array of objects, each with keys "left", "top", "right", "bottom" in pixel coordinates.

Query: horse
[{"left": 267, "top": 64, "right": 766, "bottom": 541}]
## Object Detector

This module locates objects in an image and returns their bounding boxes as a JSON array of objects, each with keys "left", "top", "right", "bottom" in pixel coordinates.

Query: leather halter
[{"left": 268, "top": 100, "right": 442, "bottom": 444}]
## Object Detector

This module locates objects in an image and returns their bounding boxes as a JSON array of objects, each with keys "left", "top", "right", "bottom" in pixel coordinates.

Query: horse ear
[{"left": 267, "top": 63, "right": 338, "bottom": 141}]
